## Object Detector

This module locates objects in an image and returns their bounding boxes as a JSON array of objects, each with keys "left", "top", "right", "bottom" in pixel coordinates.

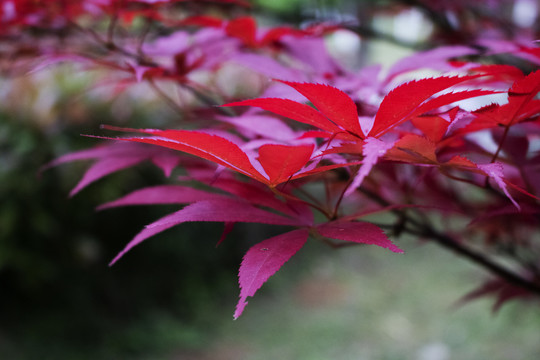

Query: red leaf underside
[{"left": 386, "top": 134, "right": 438, "bottom": 164}]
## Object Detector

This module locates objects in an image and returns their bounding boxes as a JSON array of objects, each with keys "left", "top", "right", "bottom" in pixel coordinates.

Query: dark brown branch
[
  {"left": 407, "top": 224, "right": 540, "bottom": 295},
  {"left": 358, "top": 186, "right": 540, "bottom": 296}
]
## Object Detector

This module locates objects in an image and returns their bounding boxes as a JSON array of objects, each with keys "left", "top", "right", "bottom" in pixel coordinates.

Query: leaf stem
[
  {"left": 270, "top": 186, "right": 333, "bottom": 220},
  {"left": 331, "top": 170, "right": 357, "bottom": 220}
]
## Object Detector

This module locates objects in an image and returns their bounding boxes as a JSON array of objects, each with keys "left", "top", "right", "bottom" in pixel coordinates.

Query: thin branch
[
  {"left": 148, "top": 80, "right": 185, "bottom": 117},
  {"left": 295, "top": 186, "right": 328, "bottom": 213},
  {"left": 331, "top": 171, "right": 356, "bottom": 220},
  {"left": 68, "top": 20, "right": 158, "bottom": 67},
  {"left": 270, "top": 186, "right": 333, "bottom": 220},
  {"left": 358, "top": 185, "right": 540, "bottom": 296},
  {"left": 406, "top": 223, "right": 540, "bottom": 296},
  {"left": 181, "top": 82, "right": 237, "bottom": 116}
]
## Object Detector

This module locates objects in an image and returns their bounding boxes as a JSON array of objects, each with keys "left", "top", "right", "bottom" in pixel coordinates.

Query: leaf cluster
[{"left": 6, "top": 0, "right": 538, "bottom": 317}]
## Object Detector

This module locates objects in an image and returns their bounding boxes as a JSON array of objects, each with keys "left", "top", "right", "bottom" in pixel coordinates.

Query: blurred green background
[{"left": 1, "top": 1, "right": 540, "bottom": 359}]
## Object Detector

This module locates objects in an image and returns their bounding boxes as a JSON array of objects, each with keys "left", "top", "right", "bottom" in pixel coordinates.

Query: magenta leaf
[
  {"left": 191, "top": 174, "right": 306, "bottom": 219},
  {"left": 468, "top": 204, "right": 539, "bottom": 227},
  {"left": 234, "top": 229, "right": 309, "bottom": 319},
  {"left": 216, "top": 222, "right": 236, "bottom": 247},
  {"left": 189, "top": 169, "right": 313, "bottom": 224},
  {"left": 477, "top": 163, "right": 520, "bottom": 209},
  {"left": 317, "top": 221, "right": 403, "bottom": 253},
  {"left": 43, "top": 142, "right": 182, "bottom": 196},
  {"left": 97, "top": 185, "right": 224, "bottom": 210},
  {"left": 70, "top": 156, "right": 146, "bottom": 197},
  {"left": 345, "top": 137, "right": 396, "bottom": 196},
  {"left": 280, "top": 36, "right": 342, "bottom": 76},
  {"left": 151, "top": 150, "right": 182, "bottom": 177},
  {"left": 458, "top": 278, "right": 534, "bottom": 313},
  {"left": 147, "top": 199, "right": 299, "bottom": 229},
  {"left": 110, "top": 198, "right": 300, "bottom": 265},
  {"left": 43, "top": 142, "right": 137, "bottom": 167}
]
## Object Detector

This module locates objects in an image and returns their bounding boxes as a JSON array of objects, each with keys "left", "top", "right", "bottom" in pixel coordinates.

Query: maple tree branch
[
  {"left": 332, "top": 171, "right": 357, "bottom": 220},
  {"left": 295, "top": 187, "right": 329, "bottom": 214},
  {"left": 139, "top": 76, "right": 236, "bottom": 118},
  {"left": 489, "top": 124, "right": 511, "bottom": 166},
  {"left": 404, "top": 223, "right": 540, "bottom": 296},
  {"left": 68, "top": 21, "right": 152, "bottom": 66},
  {"left": 439, "top": 169, "right": 484, "bottom": 188},
  {"left": 358, "top": 186, "right": 540, "bottom": 296}
]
